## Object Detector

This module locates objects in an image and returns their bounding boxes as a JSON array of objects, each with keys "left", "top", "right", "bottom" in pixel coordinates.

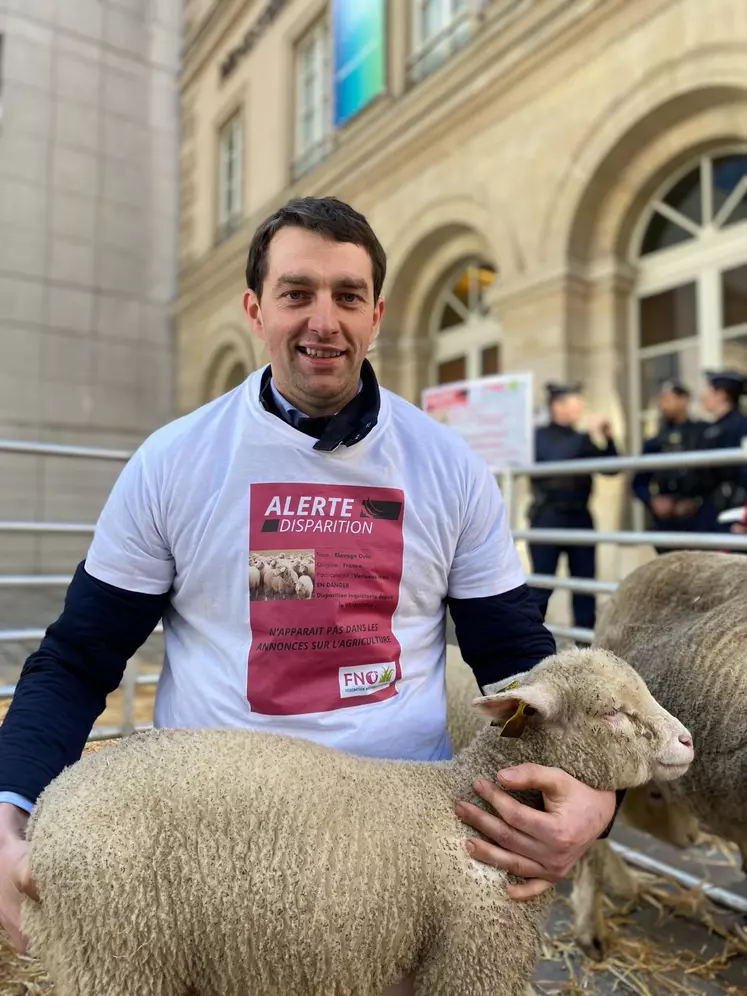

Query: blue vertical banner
[{"left": 332, "top": 0, "right": 386, "bottom": 127}]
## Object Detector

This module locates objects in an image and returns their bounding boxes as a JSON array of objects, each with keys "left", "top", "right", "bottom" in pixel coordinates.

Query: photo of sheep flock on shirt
[{"left": 249, "top": 549, "right": 315, "bottom": 600}]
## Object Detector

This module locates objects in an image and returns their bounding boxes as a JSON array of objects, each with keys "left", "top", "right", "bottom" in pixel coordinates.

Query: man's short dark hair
[{"left": 245, "top": 196, "right": 387, "bottom": 301}]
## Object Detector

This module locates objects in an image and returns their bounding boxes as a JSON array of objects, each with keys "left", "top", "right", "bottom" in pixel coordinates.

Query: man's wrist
[
  {"left": 598, "top": 789, "right": 625, "bottom": 839},
  {"left": 0, "top": 802, "right": 29, "bottom": 840}
]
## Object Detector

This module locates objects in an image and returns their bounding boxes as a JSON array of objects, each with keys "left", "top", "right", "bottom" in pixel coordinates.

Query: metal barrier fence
[
  {"left": 499, "top": 441, "right": 747, "bottom": 912},
  {"left": 0, "top": 439, "right": 159, "bottom": 741},
  {"left": 2, "top": 438, "right": 747, "bottom": 717},
  {"left": 1, "top": 436, "right": 746, "bottom": 911},
  {"left": 499, "top": 443, "right": 747, "bottom": 644}
]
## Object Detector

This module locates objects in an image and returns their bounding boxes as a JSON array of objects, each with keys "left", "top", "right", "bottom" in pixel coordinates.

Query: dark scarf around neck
[{"left": 259, "top": 359, "right": 381, "bottom": 452}]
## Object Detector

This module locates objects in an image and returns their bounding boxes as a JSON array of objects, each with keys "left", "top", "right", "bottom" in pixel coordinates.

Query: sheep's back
[
  {"left": 594, "top": 551, "right": 747, "bottom": 829},
  {"left": 23, "top": 728, "right": 490, "bottom": 989},
  {"left": 596, "top": 551, "right": 747, "bottom": 640}
]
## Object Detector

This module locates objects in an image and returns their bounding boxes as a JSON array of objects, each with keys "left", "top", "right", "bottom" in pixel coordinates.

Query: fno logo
[{"left": 338, "top": 663, "right": 396, "bottom": 698}]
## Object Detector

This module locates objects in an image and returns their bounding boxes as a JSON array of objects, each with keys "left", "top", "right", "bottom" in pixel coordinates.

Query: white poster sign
[{"left": 421, "top": 372, "right": 534, "bottom": 471}]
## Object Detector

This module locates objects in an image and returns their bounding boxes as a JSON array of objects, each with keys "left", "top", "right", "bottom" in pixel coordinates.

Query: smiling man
[{"left": 0, "top": 197, "right": 617, "bottom": 994}]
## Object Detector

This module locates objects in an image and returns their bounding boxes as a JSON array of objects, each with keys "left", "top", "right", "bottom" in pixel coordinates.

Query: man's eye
[
  {"left": 340, "top": 293, "right": 360, "bottom": 304},
  {"left": 285, "top": 291, "right": 307, "bottom": 301}
]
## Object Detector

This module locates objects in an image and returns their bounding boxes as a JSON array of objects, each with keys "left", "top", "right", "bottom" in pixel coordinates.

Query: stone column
[
  {"left": 487, "top": 273, "right": 576, "bottom": 409},
  {"left": 487, "top": 264, "right": 646, "bottom": 614},
  {"left": 387, "top": 0, "right": 409, "bottom": 99},
  {"left": 375, "top": 332, "right": 432, "bottom": 404},
  {"left": 583, "top": 262, "right": 651, "bottom": 581}
]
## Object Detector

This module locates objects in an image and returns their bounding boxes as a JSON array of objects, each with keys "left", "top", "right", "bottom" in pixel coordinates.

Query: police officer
[
  {"left": 527, "top": 382, "right": 618, "bottom": 631},
  {"left": 631, "top": 380, "right": 708, "bottom": 553},
  {"left": 698, "top": 368, "right": 747, "bottom": 532}
]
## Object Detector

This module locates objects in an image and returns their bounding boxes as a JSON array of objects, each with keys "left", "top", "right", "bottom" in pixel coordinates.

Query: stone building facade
[
  {"left": 0, "top": 0, "right": 181, "bottom": 573},
  {"left": 176, "top": 0, "right": 747, "bottom": 590}
]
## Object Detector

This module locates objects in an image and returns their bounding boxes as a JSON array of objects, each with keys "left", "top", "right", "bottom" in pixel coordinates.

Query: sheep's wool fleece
[
  {"left": 25, "top": 726, "right": 550, "bottom": 996},
  {"left": 84, "top": 366, "right": 524, "bottom": 763},
  {"left": 594, "top": 550, "right": 747, "bottom": 842}
]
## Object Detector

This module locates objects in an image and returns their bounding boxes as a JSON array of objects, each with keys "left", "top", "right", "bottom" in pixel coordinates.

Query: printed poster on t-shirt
[
  {"left": 247, "top": 483, "right": 405, "bottom": 715},
  {"left": 421, "top": 372, "right": 534, "bottom": 470}
]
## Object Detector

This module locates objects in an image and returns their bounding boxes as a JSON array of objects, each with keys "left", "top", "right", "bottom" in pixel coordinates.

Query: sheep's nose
[{"left": 679, "top": 732, "right": 693, "bottom": 749}]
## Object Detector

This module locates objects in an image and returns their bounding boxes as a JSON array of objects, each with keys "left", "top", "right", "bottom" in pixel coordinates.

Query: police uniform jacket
[
  {"left": 701, "top": 408, "right": 747, "bottom": 512},
  {"left": 632, "top": 418, "right": 707, "bottom": 506},
  {"left": 530, "top": 422, "right": 618, "bottom": 516}
]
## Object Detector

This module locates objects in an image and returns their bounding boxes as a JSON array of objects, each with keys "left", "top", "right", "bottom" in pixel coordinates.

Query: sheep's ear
[{"left": 473, "top": 683, "right": 561, "bottom": 738}]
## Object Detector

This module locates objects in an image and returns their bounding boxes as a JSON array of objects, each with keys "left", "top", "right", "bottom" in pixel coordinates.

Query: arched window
[
  {"left": 222, "top": 360, "right": 248, "bottom": 392},
  {"left": 429, "top": 259, "right": 500, "bottom": 385},
  {"left": 204, "top": 350, "right": 250, "bottom": 402},
  {"left": 632, "top": 150, "right": 747, "bottom": 439}
]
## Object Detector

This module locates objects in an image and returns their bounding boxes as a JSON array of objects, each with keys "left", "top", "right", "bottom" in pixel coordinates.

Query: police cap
[
  {"left": 545, "top": 381, "right": 583, "bottom": 401},
  {"left": 704, "top": 368, "right": 747, "bottom": 395},
  {"left": 658, "top": 378, "right": 690, "bottom": 397}
]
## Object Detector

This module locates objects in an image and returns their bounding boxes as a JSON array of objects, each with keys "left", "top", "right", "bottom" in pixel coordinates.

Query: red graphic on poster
[{"left": 247, "top": 483, "right": 405, "bottom": 715}]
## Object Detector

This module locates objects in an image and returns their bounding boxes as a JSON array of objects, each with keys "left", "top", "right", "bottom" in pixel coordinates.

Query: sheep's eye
[
  {"left": 523, "top": 706, "right": 537, "bottom": 716},
  {"left": 649, "top": 789, "right": 663, "bottom": 801}
]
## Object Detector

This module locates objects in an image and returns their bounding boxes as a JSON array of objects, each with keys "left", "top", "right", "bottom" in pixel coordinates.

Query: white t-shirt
[{"left": 85, "top": 367, "right": 526, "bottom": 762}]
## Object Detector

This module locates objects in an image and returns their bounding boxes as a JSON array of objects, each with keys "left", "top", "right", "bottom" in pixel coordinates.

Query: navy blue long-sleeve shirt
[{"left": 0, "top": 565, "right": 555, "bottom": 808}]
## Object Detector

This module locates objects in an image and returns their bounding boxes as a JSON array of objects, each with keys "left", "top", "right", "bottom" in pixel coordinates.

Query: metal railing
[
  {"left": 1, "top": 436, "right": 746, "bottom": 912},
  {"left": 498, "top": 443, "right": 747, "bottom": 646},
  {"left": 2, "top": 439, "right": 746, "bottom": 707},
  {"left": 0, "top": 439, "right": 157, "bottom": 738},
  {"left": 497, "top": 442, "right": 747, "bottom": 911}
]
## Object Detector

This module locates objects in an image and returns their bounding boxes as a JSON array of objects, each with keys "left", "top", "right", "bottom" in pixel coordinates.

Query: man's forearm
[
  {"left": 447, "top": 585, "right": 556, "bottom": 692},
  {"left": 0, "top": 562, "right": 168, "bottom": 805},
  {"left": 0, "top": 654, "right": 117, "bottom": 803}
]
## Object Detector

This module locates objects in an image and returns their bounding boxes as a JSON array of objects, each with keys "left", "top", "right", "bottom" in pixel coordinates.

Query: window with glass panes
[
  {"left": 294, "top": 18, "right": 330, "bottom": 179},
  {"left": 429, "top": 259, "right": 500, "bottom": 385},
  {"left": 217, "top": 110, "right": 243, "bottom": 239},
  {"left": 632, "top": 150, "right": 747, "bottom": 441},
  {"left": 409, "top": 0, "right": 471, "bottom": 84}
]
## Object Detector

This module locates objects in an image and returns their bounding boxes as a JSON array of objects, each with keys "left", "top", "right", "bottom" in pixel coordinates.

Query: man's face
[
  {"left": 699, "top": 384, "right": 721, "bottom": 414},
  {"left": 243, "top": 227, "right": 384, "bottom": 417},
  {"left": 657, "top": 389, "right": 688, "bottom": 421},
  {"left": 551, "top": 393, "right": 585, "bottom": 425}
]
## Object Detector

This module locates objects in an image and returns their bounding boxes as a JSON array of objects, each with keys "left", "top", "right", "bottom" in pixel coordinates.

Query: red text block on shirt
[{"left": 247, "top": 483, "right": 405, "bottom": 715}]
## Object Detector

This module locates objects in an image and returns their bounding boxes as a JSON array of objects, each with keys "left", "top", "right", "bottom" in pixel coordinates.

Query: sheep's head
[
  {"left": 473, "top": 648, "right": 694, "bottom": 791},
  {"left": 620, "top": 782, "right": 703, "bottom": 849}
]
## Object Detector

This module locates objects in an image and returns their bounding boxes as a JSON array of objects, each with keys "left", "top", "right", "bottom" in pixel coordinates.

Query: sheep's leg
[
  {"left": 570, "top": 842, "right": 608, "bottom": 961},
  {"left": 600, "top": 840, "right": 640, "bottom": 901}
]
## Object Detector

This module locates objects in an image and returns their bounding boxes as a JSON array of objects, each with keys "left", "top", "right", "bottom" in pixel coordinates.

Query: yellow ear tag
[
  {"left": 489, "top": 680, "right": 530, "bottom": 739},
  {"left": 499, "top": 700, "right": 530, "bottom": 739}
]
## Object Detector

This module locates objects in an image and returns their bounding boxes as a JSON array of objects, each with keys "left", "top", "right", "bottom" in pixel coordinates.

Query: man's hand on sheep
[
  {"left": 455, "top": 764, "right": 617, "bottom": 899},
  {"left": 0, "top": 803, "right": 38, "bottom": 953}
]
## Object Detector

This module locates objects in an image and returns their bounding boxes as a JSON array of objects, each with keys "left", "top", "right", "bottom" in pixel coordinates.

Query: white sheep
[
  {"left": 264, "top": 564, "right": 298, "bottom": 599},
  {"left": 442, "top": 653, "right": 704, "bottom": 915},
  {"left": 22, "top": 648, "right": 693, "bottom": 996},
  {"left": 295, "top": 574, "right": 314, "bottom": 599},
  {"left": 248, "top": 565, "right": 261, "bottom": 597},
  {"left": 302, "top": 562, "right": 315, "bottom": 582},
  {"left": 570, "top": 550, "right": 747, "bottom": 959}
]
